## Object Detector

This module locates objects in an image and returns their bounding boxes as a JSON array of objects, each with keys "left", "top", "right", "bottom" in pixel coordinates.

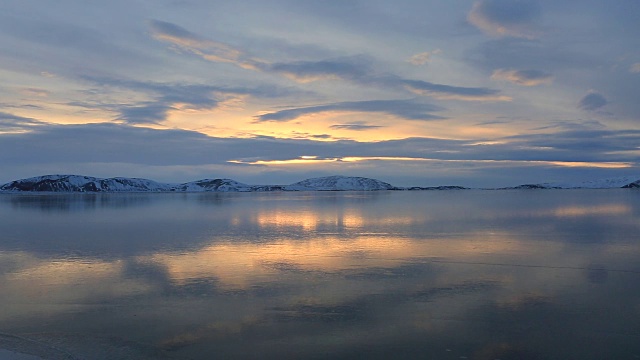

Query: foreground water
[{"left": 0, "top": 190, "right": 639, "bottom": 359}]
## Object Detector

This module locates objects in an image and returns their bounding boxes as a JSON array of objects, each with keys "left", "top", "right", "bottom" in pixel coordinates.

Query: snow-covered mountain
[
  {"left": 2, "top": 174, "right": 639, "bottom": 193},
  {"left": 284, "top": 176, "right": 396, "bottom": 191},
  {"left": 0, "top": 175, "right": 172, "bottom": 192},
  {"left": 0, "top": 174, "right": 398, "bottom": 192},
  {"left": 174, "top": 179, "right": 253, "bottom": 192}
]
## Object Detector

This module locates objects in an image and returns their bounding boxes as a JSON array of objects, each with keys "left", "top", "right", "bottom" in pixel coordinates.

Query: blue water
[{"left": 1, "top": 190, "right": 639, "bottom": 359}]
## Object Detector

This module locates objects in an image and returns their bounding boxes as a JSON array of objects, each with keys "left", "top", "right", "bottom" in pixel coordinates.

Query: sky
[{"left": 1, "top": 0, "right": 639, "bottom": 187}]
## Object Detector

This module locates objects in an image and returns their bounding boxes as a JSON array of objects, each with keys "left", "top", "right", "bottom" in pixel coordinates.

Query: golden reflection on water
[
  {"left": 252, "top": 207, "right": 414, "bottom": 230},
  {"left": 553, "top": 204, "right": 631, "bottom": 217},
  {"left": 144, "top": 232, "right": 548, "bottom": 290}
]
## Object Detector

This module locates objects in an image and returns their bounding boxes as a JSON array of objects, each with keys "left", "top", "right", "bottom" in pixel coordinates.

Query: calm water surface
[{"left": 1, "top": 190, "right": 639, "bottom": 359}]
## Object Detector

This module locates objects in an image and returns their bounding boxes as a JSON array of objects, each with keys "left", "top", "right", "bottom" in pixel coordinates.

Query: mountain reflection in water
[{"left": 1, "top": 190, "right": 639, "bottom": 359}]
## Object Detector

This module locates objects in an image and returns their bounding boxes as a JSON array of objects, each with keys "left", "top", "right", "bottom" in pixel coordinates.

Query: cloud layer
[
  {"left": 468, "top": 0, "right": 542, "bottom": 39},
  {"left": 1, "top": 123, "right": 637, "bottom": 187},
  {"left": 0, "top": 1, "right": 639, "bottom": 186},
  {"left": 578, "top": 93, "right": 608, "bottom": 111},
  {"left": 491, "top": 69, "right": 553, "bottom": 86},
  {"left": 256, "top": 100, "right": 445, "bottom": 122}
]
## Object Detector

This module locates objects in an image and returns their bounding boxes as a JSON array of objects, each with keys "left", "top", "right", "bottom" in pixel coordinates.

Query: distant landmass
[
  {"left": 503, "top": 176, "right": 640, "bottom": 190},
  {"left": 0, "top": 174, "right": 639, "bottom": 193}
]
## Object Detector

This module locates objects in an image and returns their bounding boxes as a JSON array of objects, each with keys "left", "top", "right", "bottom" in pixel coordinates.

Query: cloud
[
  {"left": 264, "top": 57, "right": 508, "bottom": 101},
  {"left": 1, "top": 123, "right": 638, "bottom": 187},
  {"left": 149, "top": 20, "right": 210, "bottom": 49},
  {"left": 19, "top": 88, "right": 50, "bottom": 97},
  {"left": 266, "top": 58, "right": 508, "bottom": 101},
  {"left": 148, "top": 22, "right": 507, "bottom": 102},
  {"left": 265, "top": 56, "right": 373, "bottom": 82},
  {"left": 407, "top": 50, "right": 442, "bottom": 66},
  {"left": 78, "top": 77, "right": 221, "bottom": 124},
  {"left": 74, "top": 75, "right": 298, "bottom": 124},
  {"left": 491, "top": 69, "right": 553, "bottom": 86},
  {"left": 503, "top": 129, "right": 640, "bottom": 159},
  {"left": 149, "top": 19, "right": 261, "bottom": 70},
  {"left": 116, "top": 103, "right": 175, "bottom": 125},
  {"left": 255, "top": 99, "right": 445, "bottom": 122},
  {"left": 630, "top": 63, "right": 640, "bottom": 73},
  {"left": 578, "top": 92, "right": 608, "bottom": 111},
  {"left": 468, "top": 0, "right": 542, "bottom": 39},
  {"left": 0, "top": 112, "right": 45, "bottom": 132},
  {"left": 401, "top": 79, "right": 511, "bottom": 101},
  {"left": 330, "top": 122, "right": 384, "bottom": 131}
]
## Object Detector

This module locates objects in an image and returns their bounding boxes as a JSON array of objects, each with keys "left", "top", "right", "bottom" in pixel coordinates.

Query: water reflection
[
  {"left": 553, "top": 204, "right": 631, "bottom": 217},
  {"left": 8, "top": 193, "right": 155, "bottom": 212},
  {"left": 0, "top": 190, "right": 639, "bottom": 359}
]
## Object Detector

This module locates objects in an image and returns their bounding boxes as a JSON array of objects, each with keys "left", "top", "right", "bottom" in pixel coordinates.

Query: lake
[{"left": 1, "top": 190, "right": 639, "bottom": 359}]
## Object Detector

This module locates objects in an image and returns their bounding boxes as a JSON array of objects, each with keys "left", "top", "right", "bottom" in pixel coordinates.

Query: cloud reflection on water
[{"left": 0, "top": 191, "right": 639, "bottom": 359}]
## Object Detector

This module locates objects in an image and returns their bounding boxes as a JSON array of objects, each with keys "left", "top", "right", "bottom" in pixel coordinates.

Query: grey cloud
[
  {"left": 578, "top": 93, "right": 607, "bottom": 111},
  {"left": 330, "top": 122, "right": 384, "bottom": 131},
  {"left": 265, "top": 59, "right": 508, "bottom": 101},
  {"left": 265, "top": 56, "right": 373, "bottom": 82},
  {"left": 79, "top": 77, "right": 220, "bottom": 124},
  {"left": 491, "top": 69, "right": 553, "bottom": 86},
  {"left": 2, "top": 123, "right": 637, "bottom": 168},
  {"left": 1, "top": 124, "right": 638, "bottom": 187},
  {"left": 149, "top": 19, "right": 256, "bottom": 68},
  {"left": 531, "top": 120, "right": 607, "bottom": 132},
  {"left": 0, "top": 123, "right": 365, "bottom": 167},
  {"left": 149, "top": 19, "right": 205, "bottom": 45},
  {"left": 255, "top": 100, "right": 445, "bottom": 122},
  {"left": 148, "top": 21, "right": 507, "bottom": 102},
  {"left": 502, "top": 129, "right": 640, "bottom": 159},
  {"left": 117, "top": 104, "right": 174, "bottom": 124},
  {"left": 468, "top": 0, "right": 541, "bottom": 38},
  {"left": 75, "top": 75, "right": 298, "bottom": 124},
  {"left": 0, "top": 111, "right": 45, "bottom": 131},
  {"left": 81, "top": 75, "right": 297, "bottom": 101},
  {"left": 0, "top": 103, "right": 44, "bottom": 111},
  {"left": 400, "top": 79, "right": 508, "bottom": 100},
  {"left": 266, "top": 57, "right": 507, "bottom": 101}
]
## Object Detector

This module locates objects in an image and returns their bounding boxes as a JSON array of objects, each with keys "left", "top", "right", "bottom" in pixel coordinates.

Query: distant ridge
[
  {"left": 0, "top": 174, "right": 400, "bottom": 193},
  {"left": 285, "top": 176, "right": 395, "bottom": 191},
  {"left": 499, "top": 176, "right": 640, "bottom": 190},
  {"left": 0, "top": 175, "right": 171, "bottom": 192},
  {"left": 1, "top": 174, "right": 639, "bottom": 193}
]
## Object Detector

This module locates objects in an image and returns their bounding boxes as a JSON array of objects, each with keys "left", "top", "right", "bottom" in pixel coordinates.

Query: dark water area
[{"left": 1, "top": 190, "right": 639, "bottom": 359}]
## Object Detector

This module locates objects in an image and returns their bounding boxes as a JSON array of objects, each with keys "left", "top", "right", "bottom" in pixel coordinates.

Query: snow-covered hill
[
  {"left": 508, "top": 176, "right": 640, "bottom": 189},
  {"left": 0, "top": 175, "right": 172, "bottom": 192},
  {"left": 174, "top": 179, "right": 253, "bottom": 192},
  {"left": 2, "top": 174, "right": 639, "bottom": 193},
  {"left": 0, "top": 174, "right": 398, "bottom": 192},
  {"left": 284, "top": 176, "right": 396, "bottom": 191}
]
